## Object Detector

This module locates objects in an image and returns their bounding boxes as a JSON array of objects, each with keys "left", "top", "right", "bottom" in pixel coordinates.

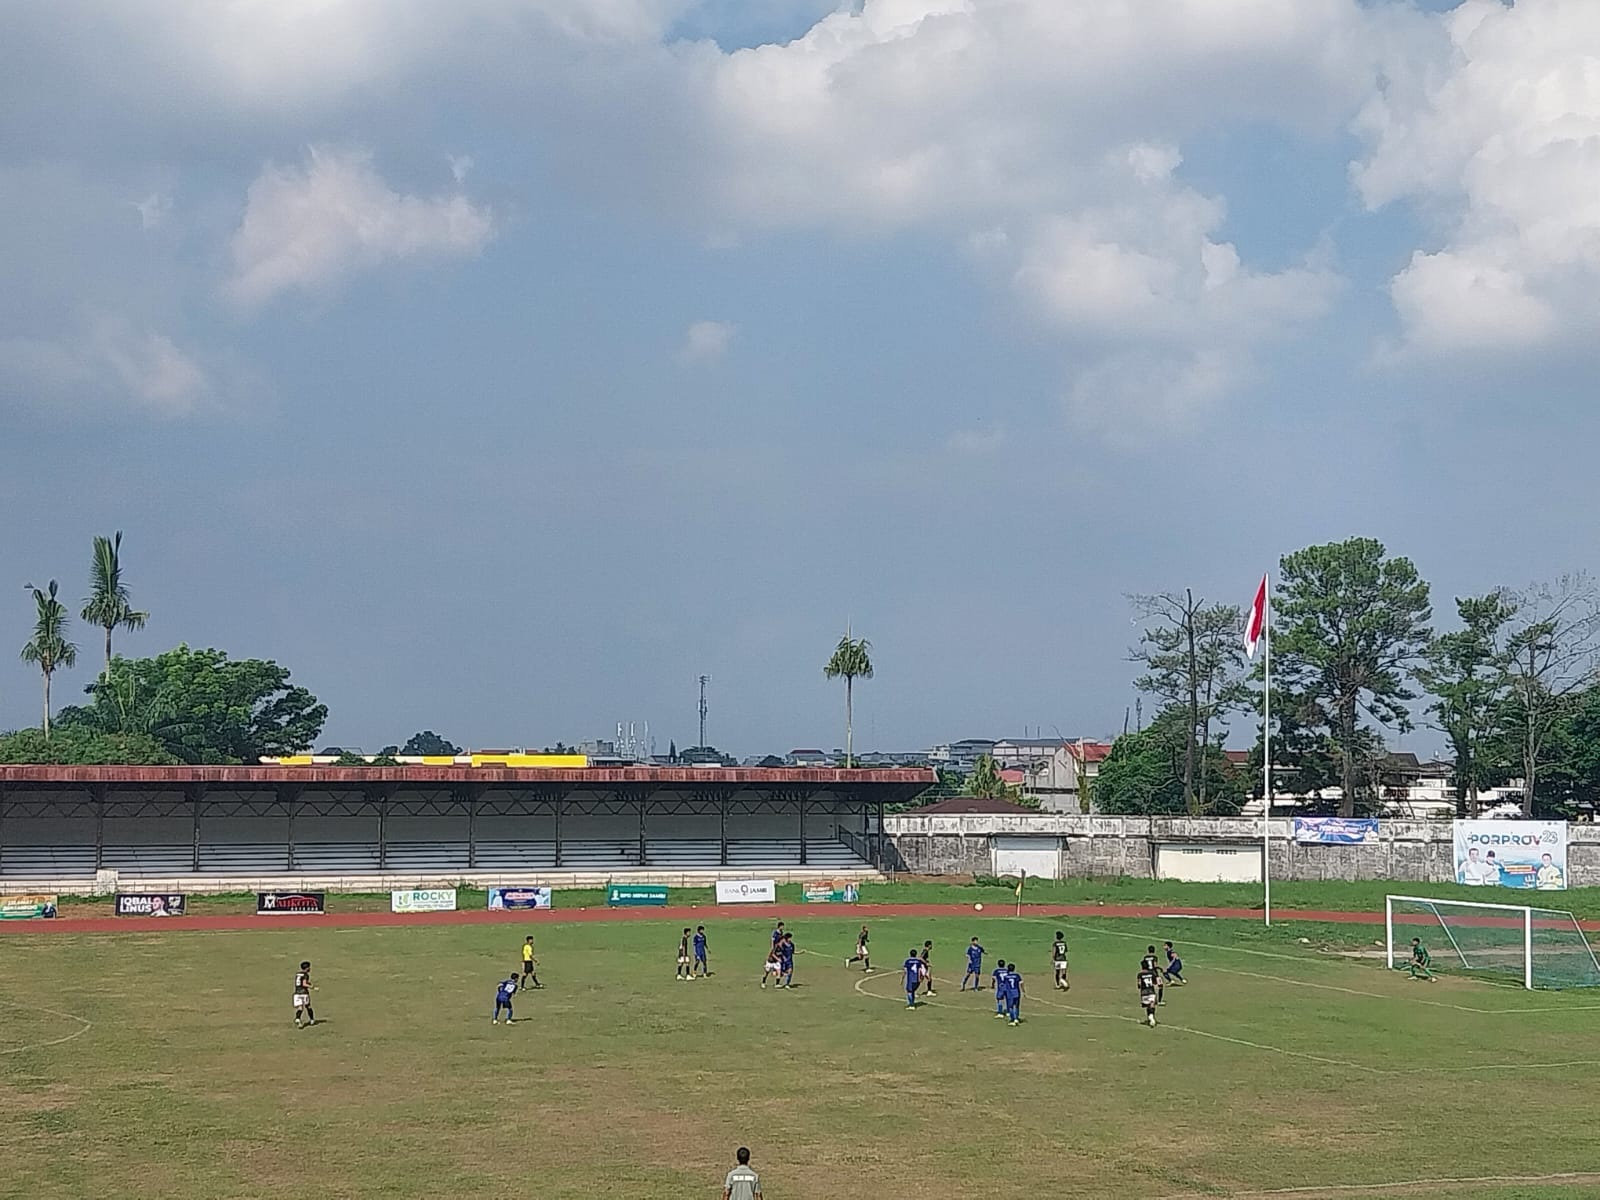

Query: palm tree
[
  {"left": 823, "top": 629, "right": 874, "bottom": 768},
  {"left": 81, "top": 531, "right": 148, "bottom": 675},
  {"left": 21, "top": 581, "right": 78, "bottom": 738}
]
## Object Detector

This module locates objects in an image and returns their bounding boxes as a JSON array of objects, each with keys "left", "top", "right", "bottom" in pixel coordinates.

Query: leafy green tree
[
  {"left": 80, "top": 532, "right": 148, "bottom": 677},
  {"left": 0, "top": 725, "right": 176, "bottom": 765},
  {"left": 1533, "top": 685, "right": 1600, "bottom": 818},
  {"left": 1499, "top": 575, "right": 1600, "bottom": 816},
  {"left": 83, "top": 645, "right": 327, "bottom": 763},
  {"left": 1416, "top": 591, "right": 1517, "bottom": 815},
  {"left": 1274, "top": 538, "right": 1432, "bottom": 817},
  {"left": 401, "top": 730, "right": 460, "bottom": 756},
  {"left": 967, "top": 754, "right": 1017, "bottom": 801},
  {"left": 823, "top": 630, "right": 874, "bottom": 768},
  {"left": 1094, "top": 708, "right": 1246, "bottom": 816},
  {"left": 1129, "top": 590, "right": 1248, "bottom": 814},
  {"left": 20, "top": 580, "right": 78, "bottom": 739}
]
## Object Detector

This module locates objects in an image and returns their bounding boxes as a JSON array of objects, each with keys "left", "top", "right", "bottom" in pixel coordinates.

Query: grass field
[{"left": 6, "top": 910, "right": 1600, "bottom": 1199}]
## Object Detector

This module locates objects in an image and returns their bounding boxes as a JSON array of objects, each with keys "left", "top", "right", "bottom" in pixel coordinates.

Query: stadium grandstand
[{"left": 0, "top": 763, "right": 932, "bottom": 891}]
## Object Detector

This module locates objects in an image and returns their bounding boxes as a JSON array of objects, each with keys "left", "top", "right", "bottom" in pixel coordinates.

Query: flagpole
[{"left": 1263, "top": 576, "right": 1272, "bottom": 929}]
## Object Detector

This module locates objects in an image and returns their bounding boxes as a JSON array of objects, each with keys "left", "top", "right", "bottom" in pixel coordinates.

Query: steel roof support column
[
  {"left": 798, "top": 790, "right": 808, "bottom": 865},
  {"left": 93, "top": 783, "right": 107, "bottom": 872},
  {"left": 553, "top": 793, "right": 564, "bottom": 869},
  {"left": 720, "top": 792, "right": 729, "bottom": 866},
  {"left": 637, "top": 791, "right": 648, "bottom": 867},
  {"left": 464, "top": 786, "right": 478, "bottom": 872},
  {"left": 281, "top": 785, "right": 299, "bottom": 872},
  {"left": 191, "top": 784, "right": 203, "bottom": 872},
  {"left": 876, "top": 798, "right": 885, "bottom": 870},
  {"left": 376, "top": 787, "right": 387, "bottom": 872}
]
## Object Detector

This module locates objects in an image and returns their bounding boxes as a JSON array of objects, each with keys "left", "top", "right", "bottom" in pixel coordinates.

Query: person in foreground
[
  {"left": 846, "top": 924, "right": 871, "bottom": 972},
  {"left": 492, "top": 973, "right": 518, "bottom": 1024},
  {"left": 724, "top": 1147, "right": 761, "bottom": 1200},
  {"left": 961, "top": 936, "right": 985, "bottom": 991},
  {"left": 904, "top": 948, "right": 925, "bottom": 1008},
  {"left": 1138, "top": 962, "right": 1159, "bottom": 1026},
  {"left": 293, "top": 960, "right": 316, "bottom": 1028}
]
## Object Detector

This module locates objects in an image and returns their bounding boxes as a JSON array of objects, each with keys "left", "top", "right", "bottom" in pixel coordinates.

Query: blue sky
[{"left": 3, "top": 0, "right": 1598, "bottom": 757}]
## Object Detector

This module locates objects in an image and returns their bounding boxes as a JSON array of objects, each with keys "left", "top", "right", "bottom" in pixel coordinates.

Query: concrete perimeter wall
[{"left": 881, "top": 814, "right": 1600, "bottom": 887}]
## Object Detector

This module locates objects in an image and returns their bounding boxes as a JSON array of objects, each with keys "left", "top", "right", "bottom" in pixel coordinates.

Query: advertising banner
[
  {"left": 256, "top": 891, "right": 327, "bottom": 915},
  {"left": 606, "top": 884, "right": 669, "bottom": 907},
  {"left": 391, "top": 888, "right": 458, "bottom": 914},
  {"left": 1292, "top": 817, "right": 1380, "bottom": 845},
  {"left": 0, "top": 893, "right": 58, "bottom": 920},
  {"left": 115, "top": 893, "right": 186, "bottom": 917},
  {"left": 802, "top": 880, "right": 860, "bottom": 903},
  {"left": 1453, "top": 820, "right": 1568, "bottom": 890},
  {"left": 487, "top": 886, "right": 552, "bottom": 911},
  {"left": 715, "top": 879, "right": 777, "bottom": 904}
]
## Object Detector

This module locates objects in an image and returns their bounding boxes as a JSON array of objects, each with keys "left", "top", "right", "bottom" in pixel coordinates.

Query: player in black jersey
[
  {"left": 677, "top": 928, "right": 693, "bottom": 980},
  {"left": 846, "top": 925, "right": 871, "bottom": 972},
  {"left": 1137, "top": 964, "right": 1159, "bottom": 1027},
  {"left": 1051, "top": 931, "right": 1070, "bottom": 991},
  {"left": 1143, "top": 944, "right": 1164, "bottom": 1005}
]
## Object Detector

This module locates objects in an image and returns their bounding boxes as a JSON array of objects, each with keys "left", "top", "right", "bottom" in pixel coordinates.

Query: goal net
[{"left": 1385, "top": 895, "right": 1600, "bottom": 990}]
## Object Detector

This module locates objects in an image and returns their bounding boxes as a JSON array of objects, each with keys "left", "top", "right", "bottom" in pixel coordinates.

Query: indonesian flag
[{"left": 1245, "top": 575, "right": 1267, "bottom": 659}]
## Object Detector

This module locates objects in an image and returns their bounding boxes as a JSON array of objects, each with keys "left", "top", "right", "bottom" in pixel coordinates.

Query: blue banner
[
  {"left": 1293, "top": 817, "right": 1380, "bottom": 845},
  {"left": 487, "top": 886, "right": 552, "bottom": 910}
]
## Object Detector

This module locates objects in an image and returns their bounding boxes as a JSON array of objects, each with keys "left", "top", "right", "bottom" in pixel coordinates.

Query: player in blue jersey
[
  {"left": 991, "top": 960, "right": 1009, "bottom": 1015},
  {"left": 1004, "top": 962, "right": 1024, "bottom": 1025},
  {"left": 1163, "top": 941, "right": 1185, "bottom": 987},
  {"left": 903, "top": 949, "right": 925, "bottom": 1008},
  {"left": 492, "top": 973, "right": 518, "bottom": 1024},
  {"left": 772, "top": 921, "right": 786, "bottom": 949},
  {"left": 778, "top": 933, "right": 796, "bottom": 988},
  {"left": 693, "top": 925, "right": 711, "bottom": 977},
  {"left": 960, "top": 937, "right": 985, "bottom": 990}
]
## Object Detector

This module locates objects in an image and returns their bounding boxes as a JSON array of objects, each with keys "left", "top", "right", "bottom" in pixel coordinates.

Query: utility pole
[{"left": 698, "top": 675, "right": 711, "bottom": 751}]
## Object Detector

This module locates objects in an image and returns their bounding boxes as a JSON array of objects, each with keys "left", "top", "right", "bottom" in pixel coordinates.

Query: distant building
[
  {"left": 927, "top": 739, "right": 997, "bottom": 771},
  {"left": 788, "top": 749, "right": 829, "bottom": 767},
  {"left": 1023, "top": 740, "right": 1113, "bottom": 813},
  {"left": 990, "top": 738, "right": 1065, "bottom": 769}
]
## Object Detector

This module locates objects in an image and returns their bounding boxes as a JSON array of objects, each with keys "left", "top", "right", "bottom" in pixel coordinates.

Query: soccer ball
[{"left": 974, "top": 903, "right": 984, "bottom": 912}]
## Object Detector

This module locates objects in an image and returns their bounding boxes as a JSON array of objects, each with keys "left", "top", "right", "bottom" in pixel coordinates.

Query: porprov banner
[
  {"left": 1453, "top": 820, "right": 1568, "bottom": 890},
  {"left": 802, "top": 881, "right": 860, "bottom": 903},
  {"left": 0, "top": 893, "right": 57, "bottom": 920},
  {"left": 256, "top": 891, "right": 326, "bottom": 915},
  {"left": 715, "top": 879, "right": 777, "bottom": 904},
  {"left": 115, "top": 893, "right": 186, "bottom": 917},
  {"left": 487, "top": 886, "right": 552, "bottom": 911},
  {"left": 391, "top": 888, "right": 457, "bottom": 914},
  {"left": 1293, "top": 817, "right": 1380, "bottom": 845}
]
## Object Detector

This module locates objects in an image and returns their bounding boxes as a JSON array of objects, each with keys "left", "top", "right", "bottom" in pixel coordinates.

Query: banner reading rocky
[
  {"left": 115, "top": 893, "right": 187, "bottom": 917},
  {"left": 256, "top": 890, "right": 327, "bottom": 915}
]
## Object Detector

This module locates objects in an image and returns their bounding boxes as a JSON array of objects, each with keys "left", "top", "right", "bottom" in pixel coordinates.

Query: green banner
[
  {"left": 606, "top": 884, "right": 669, "bottom": 907},
  {"left": 802, "top": 881, "right": 860, "bottom": 903},
  {"left": 0, "top": 893, "right": 58, "bottom": 920}
]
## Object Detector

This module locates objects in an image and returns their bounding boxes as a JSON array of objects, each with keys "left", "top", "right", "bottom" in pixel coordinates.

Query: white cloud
[
  {"left": 447, "top": 154, "right": 474, "bottom": 185},
  {"left": 0, "top": 318, "right": 209, "bottom": 416},
  {"left": 225, "top": 146, "right": 494, "bottom": 307},
  {"left": 1354, "top": 0, "right": 1600, "bottom": 353},
  {"left": 131, "top": 192, "right": 171, "bottom": 231},
  {"left": 679, "top": 319, "right": 736, "bottom": 364},
  {"left": 1067, "top": 349, "right": 1237, "bottom": 449},
  {"left": 944, "top": 424, "right": 1007, "bottom": 455}
]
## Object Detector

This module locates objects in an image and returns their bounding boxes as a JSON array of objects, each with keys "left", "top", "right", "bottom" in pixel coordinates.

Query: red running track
[{"left": 0, "top": 901, "right": 1410, "bottom": 936}]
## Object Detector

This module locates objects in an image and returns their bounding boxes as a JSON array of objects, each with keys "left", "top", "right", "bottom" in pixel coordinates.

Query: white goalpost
[{"left": 1385, "top": 894, "right": 1600, "bottom": 990}]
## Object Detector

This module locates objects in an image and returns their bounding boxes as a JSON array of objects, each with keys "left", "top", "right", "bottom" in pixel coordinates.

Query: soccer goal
[{"left": 1386, "top": 895, "right": 1600, "bottom": 990}]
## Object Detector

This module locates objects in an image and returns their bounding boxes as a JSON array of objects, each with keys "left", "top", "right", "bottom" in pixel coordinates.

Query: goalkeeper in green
[{"left": 1402, "top": 937, "right": 1435, "bottom": 981}]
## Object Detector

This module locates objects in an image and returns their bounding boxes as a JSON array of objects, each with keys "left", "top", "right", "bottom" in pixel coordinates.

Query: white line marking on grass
[
  {"left": 0, "top": 1000, "right": 92, "bottom": 1055},
  {"left": 1152, "top": 1170, "right": 1600, "bottom": 1198}
]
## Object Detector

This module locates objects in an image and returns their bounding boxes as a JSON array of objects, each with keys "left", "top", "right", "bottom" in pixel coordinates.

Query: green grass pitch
[{"left": 5, "top": 913, "right": 1600, "bottom": 1199}]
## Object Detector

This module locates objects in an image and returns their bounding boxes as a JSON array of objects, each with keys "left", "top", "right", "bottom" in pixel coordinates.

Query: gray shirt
[{"left": 724, "top": 1164, "right": 761, "bottom": 1200}]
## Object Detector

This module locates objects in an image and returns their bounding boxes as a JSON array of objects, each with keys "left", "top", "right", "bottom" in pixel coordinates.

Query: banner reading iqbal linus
[{"left": 1453, "top": 820, "right": 1568, "bottom": 890}]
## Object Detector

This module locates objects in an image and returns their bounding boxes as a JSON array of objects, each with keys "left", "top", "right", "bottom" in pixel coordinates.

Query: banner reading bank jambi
[{"left": 1453, "top": 820, "right": 1568, "bottom": 890}]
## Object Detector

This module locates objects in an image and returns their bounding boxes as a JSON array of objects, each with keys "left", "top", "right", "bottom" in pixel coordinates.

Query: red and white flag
[{"left": 1245, "top": 575, "right": 1267, "bottom": 659}]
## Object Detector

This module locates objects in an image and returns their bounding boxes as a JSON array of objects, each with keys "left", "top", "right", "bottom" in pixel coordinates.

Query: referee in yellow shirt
[{"left": 520, "top": 937, "right": 542, "bottom": 989}]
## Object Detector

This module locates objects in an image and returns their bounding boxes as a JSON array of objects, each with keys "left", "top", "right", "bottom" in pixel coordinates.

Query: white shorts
[
  {"left": 1141, "top": 995, "right": 1157, "bottom": 1009},
  {"left": 764, "top": 962, "right": 781, "bottom": 973},
  {"left": 293, "top": 994, "right": 308, "bottom": 1009},
  {"left": 1054, "top": 961, "right": 1069, "bottom": 970},
  {"left": 678, "top": 956, "right": 690, "bottom": 964}
]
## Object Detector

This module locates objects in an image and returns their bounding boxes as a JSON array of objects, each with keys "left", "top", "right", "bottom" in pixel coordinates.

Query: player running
[
  {"left": 1004, "top": 962, "right": 1024, "bottom": 1025},
  {"left": 677, "top": 928, "right": 694, "bottom": 980},
  {"left": 1162, "top": 941, "right": 1185, "bottom": 987},
  {"left": 919, "top": 940, "right": 936, "bottom": 996},
  {"left": 1052, "top": 931, "right": 1070, "bottom": 991},
  {"left": 846, "top": 925, "right": 872, "bottom": 972},
  {"left": 903, "top": 948, "right": 925, "bottom": 1008},
  {"left": 1137, "top": 963, "right": 1160, "bottom": 1026},
  {"left": 521, "top": 936, "right": 543, "bottom": 990},
  {"left": 960, "top": 937, "right": 986, "bottom": 991},
  {"left": 293, "top": 960, "right": 316, "bottom": 1029},
  {"left": 1402, "top": 936, "right": 1435, "bottom": 981},
  {"left": 693, "top": 925, "right": 711, "bottom": 977},
  {"left": 492, "top": 973, "right": 518, "bottom": 1024},
  {"left": 1143, "top": 945, "right": 1165, "bottom": 1004}
]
